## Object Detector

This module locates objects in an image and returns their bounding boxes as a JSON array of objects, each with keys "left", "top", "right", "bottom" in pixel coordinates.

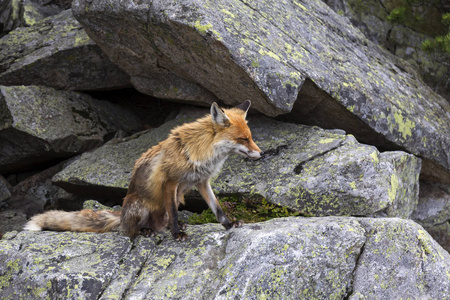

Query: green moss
[
  {"left": 293, "top": 1, "right": 307, "bottom": 11},
  {"left": 388, "top": 173, "right": 399, "bottom": 204},
  {"left": 417, "top": 229, "right": 433, "bottom": 256},
  {"left": 33, "top": 283, "right": 51, "bottom": 299},
  {"left": 11, "top": 0, "right": 21, "bottom": 20},
  {"left": 347, "top": 105, "right": 355, "bottom": 113},
  {"left": 22, "top": 3, "right": 41, "bottom": 26},
  {"left": 187, "top": 195, "right": 299, "bottom": 225},
  {"left": 0, "top": 259, "right": 20, "bottom": 289},
  {"left": 393, "top": 111, "right": 415, "bottom": 140},
  {"left": 370, "top": 151, "right": 379, "bottom": 166},
  {"left": 258, "top": 48, "right": 281, "bottom": 61},
  {"left": 319, "top": 138, "right": 337, "bottom": 144},
  {"left": 156, "top": 255, "right": 176, "bottom": 269},
  {"left": 73, "top": 32, "right": 91, "bottom": 47},
  {"left": 194, "top": 20, "right": 213, "bottom": 35},
  {"left": 221, "top": 8, "right": 236, "bottom": 18}
]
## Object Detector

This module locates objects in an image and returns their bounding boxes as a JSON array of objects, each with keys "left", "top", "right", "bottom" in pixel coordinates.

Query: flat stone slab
[
  {"left": 0, "top": 85, "right": 141, "bottom": 173},
  {"left": 1, "top": 217, "right": 449, "bottom": 299}
]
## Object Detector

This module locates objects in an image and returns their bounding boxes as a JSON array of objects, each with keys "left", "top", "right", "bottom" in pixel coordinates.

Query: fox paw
[
  {"left": 172, "top": 232, "right": 189, "bottom": 241},
  {"left": 223, "top": 220, "right": 244, "bottom": 230},
  {"left": 140, "top": 228, "right": 156, "bottom": 237},
  {"left": 232, "top": 220, "right": 244, "bottom": 228},
  {"left": 178, "top": 221, "right": 187, "bottom": 231}
]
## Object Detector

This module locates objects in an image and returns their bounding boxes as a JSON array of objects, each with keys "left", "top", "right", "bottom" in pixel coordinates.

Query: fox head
[{"left": 211, "top": 100, "right": 262, "bottom": 160}]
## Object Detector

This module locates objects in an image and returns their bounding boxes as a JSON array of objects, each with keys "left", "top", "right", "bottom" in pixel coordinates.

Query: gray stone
[
  {"left": 350, "top": 218, "right": 450, "bottom": 299},
  {"left": 1, "top": 217, "right": 449, "bottom": 299},
  {"left": 5, "top": 160, "right": 77, "bottom": 218},
  {"left": 412, "top": 182, "right": 450, "bottom": 252},
  {"left": 0, "top": 210, "right": 27, "bottom": 235},
  {"left": 0, "top": 9, "right": 130, "bottom": 90},
  {"left": 423, "top": 222, "right": 450, "bottom": 255},
  {"left": 0, "top": 85, "right": 141, "bottom": 173},
  {"left": 213, "top": 116, "right": 421, "bottom": 218},
  {"left": 323, "top": 0, "right": 450, "bottom": 101},
  {"left": 83, "top": 199, "right": 121, "bottom": 212},
  {"left": 0, "top": 0, "right": 70, "bottom": 35},
  {"left": 72, "top": 0, "right": 450, "bottom": 184},
  {"left": 413, "top": 182, "right": 450, "bottom": 228},
  {"left": 0, "top": 230, "right": 132, "bottom": 299},
  {"left": 53, "top": 112, "right": 421, "bottom": 219}
]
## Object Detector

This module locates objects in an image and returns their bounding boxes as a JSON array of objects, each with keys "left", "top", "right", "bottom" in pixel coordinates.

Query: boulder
[
  {"left": 5, "top": 159, "right": 82, "bottom": 218},
  {"left": 6, "top": 167, "right": 61, "bottom": 218},
  {"left": 1, "top": 217, "right": 449, "bottom": 299},
  {"left": 0, "top": 85, "right": 141, "bottom": 174},
  {"left": 0, "top": 0, "right": 70, "bottom": 35},
  {"left": 323, "top": 0, "right": 450, "bottom": 101},
  {"left": 423, "top": 222, "right": 450, "bottom": 255},
  {"left": 72, "top": 0, "right": 450, "bottom": 184},
  {"left": 0, "top": 210, "right": 27, "bottom": 235},
  {"left": 53, "top": 110, "right": 421, "bottom": 218},
  {"left": 213, "top": 116, "right": 421, "bottom": 218},
  {"left": 412, "top": 182, "right": 450, "bottom": 253},
  {"left": 351, "top": 218, "right": 450, "bottom": 299},
  {"left": 0, "top": 9, "right": 130, "bottom": 90}
]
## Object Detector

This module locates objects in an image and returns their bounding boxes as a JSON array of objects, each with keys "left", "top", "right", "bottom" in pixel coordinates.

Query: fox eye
[{"left": 238, "top": 138, "right": 249, "bottom": 142}]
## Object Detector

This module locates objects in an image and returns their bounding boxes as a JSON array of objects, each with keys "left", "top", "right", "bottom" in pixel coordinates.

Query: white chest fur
[{"left": 181, "top": 140, "right": 233, "bottom": 185}]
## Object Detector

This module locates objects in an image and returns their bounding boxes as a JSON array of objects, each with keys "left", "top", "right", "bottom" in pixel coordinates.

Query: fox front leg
[
  {"left": 196, "top": 180, "right": 243, "bottom": 230},
  {"left": 164, "top": 181, "right": 188, "bottom": 241}
]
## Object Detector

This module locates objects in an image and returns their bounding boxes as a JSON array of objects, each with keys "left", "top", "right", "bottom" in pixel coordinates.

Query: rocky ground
[{"left": 0, "top": 0, "right": 449, "bottom": 299}]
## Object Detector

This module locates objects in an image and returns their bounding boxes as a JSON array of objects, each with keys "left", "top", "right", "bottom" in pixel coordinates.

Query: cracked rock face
[
  {"left": 53, "top": 109, "right": 421, "bottom": 219},
  {"left": 0, "top": 9, "right": 130, "bottom": 90},
  {"left": 0, "top": 85, "right": 141, "bottom": 174},
  {"left": 72, "top": 0, "right": 450, "bottom": 184},
  {"left": 1, "top": 217, "right": 449, "bottom": 299}
]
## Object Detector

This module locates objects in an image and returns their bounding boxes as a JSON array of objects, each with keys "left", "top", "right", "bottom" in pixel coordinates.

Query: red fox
[{"left": 24, "top": 101, "right": 262, "bottom": 241}]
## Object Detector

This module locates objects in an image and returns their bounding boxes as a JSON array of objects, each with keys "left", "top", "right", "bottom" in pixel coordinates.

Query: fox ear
[
  {"left": 211, "top": 102, "right": 230, "bottom": 126},
  {"left": 235, "top": 100, "right": 251, "bottom": 118}
]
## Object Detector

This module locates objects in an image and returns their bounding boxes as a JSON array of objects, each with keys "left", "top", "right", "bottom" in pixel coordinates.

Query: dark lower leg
[
  {"left": 169, "top": 202, "right": 188, "bottom": 241},
  {"left": 216, "top": 206, "right": 243, "bottom": 230}
]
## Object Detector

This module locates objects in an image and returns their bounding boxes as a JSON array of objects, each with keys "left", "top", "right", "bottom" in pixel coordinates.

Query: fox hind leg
[
  {"left": 121, "top": 193, "right": 149, "bottom": 238},
  {"left": 165, "top": 181, "right": 188, "bottom": 241}
]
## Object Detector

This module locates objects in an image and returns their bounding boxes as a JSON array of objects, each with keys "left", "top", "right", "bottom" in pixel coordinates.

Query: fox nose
[{"left": 258, "top": 151, "right": 265, "bottom": 159}]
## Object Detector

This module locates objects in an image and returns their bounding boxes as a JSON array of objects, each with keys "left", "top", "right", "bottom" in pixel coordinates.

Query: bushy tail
[{"left": 23, "top": 209, "right": 121, "bottom": 233}]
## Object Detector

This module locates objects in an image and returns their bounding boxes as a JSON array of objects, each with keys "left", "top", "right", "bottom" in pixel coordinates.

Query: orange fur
[{"left": 121, "top": 101, "right": 262, "bottom": 240}]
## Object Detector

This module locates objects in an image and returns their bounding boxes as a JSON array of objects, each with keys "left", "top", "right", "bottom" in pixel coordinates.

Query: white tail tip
[{"left": 23, "top": 221, "right": 42, "bottom": 231}]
